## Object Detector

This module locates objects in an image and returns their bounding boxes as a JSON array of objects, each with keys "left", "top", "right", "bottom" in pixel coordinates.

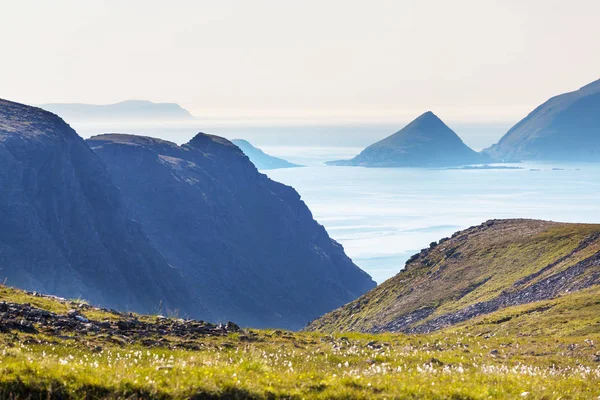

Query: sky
[{"left": 1, "top": 0, "right": 599, "bottom": 123}]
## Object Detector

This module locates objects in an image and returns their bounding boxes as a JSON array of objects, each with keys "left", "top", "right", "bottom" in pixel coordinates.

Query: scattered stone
[{"left": 0, "top": 300, "right": 240, "bottom": 344}]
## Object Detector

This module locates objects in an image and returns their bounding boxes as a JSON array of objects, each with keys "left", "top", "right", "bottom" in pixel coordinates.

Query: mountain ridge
[
  {"left": 87, "top": 132, "right": 375, "bottom": 329},
  {"left": 484, "top": 78, "right": 600, "bottom": 162}
]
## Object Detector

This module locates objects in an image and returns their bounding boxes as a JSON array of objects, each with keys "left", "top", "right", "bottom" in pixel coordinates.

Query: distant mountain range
[
  {"left": 232, "top": 139, "right": 303, "bottom": 170},
  {"left": 39, "top": 100, "right": 194, "bottom": 122},
  {"left": 327, "top": 78, "right": 600, "bottom": 167},
  {"left": 0, "top": 99, "right": 374, "bottom": 329},
  {"left": 484, "top": 78, "right": 600, "bottom": 162},
  {"left": 307, "top": 219, "right": 600, "bottom": 333},
  {"left": 327, "top": 111, "right": 487, "bottom": 167}
]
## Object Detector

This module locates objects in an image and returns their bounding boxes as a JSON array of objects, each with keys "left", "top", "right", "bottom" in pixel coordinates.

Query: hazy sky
[{"left": 2, "top": 0, "right": 599, "bottom": 122}]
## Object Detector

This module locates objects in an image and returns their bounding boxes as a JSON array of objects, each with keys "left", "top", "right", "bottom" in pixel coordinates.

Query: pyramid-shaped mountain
[
  {"left": 484, "top": 78, "right": 600, "bottom": 162},
  {"left": 327, "top": 111, "right": 483, "bottom": 167}
]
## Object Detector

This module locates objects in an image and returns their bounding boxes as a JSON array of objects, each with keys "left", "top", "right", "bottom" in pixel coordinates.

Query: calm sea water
[{"left": 264, "top": 147, "right": 600, "bottom": 283}]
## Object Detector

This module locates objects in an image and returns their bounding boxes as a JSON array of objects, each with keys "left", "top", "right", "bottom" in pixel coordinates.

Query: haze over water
[{"left": 264, "top": 146, "right": 600, "bottom": 283}]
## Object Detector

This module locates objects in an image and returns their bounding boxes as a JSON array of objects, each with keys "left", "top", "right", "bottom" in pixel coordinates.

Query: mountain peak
[
  {"left": 404, "top": 111, "right": 448, "bottom": 134},
  {"left": 326, "top": 111, "right": 482, "bottom": 167},
  {"left": 188, "top": 132, "right": 236, "bottom": 149},
  {"left": 0, "top": 98, "right": 78, "bottom": 140}
]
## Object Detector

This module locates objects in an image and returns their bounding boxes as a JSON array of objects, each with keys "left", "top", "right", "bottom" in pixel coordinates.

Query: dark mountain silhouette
[
  {"left": 87, "top": 133, "right": 375, "bottom": 329},
  {"left": 484, "top": 79, "right": 600, "bottom": 162},
  {"left": 327, "top": 111, "right": 484, "bottom": 167},
  {"left": 0, "top": 99, "right": 192, "bottom": 314},
  {"left": 232, "top": 139, "right": 303, "bottom": 169},
  {"left": 39, "top": 100, "right": 194, "bottom": 122}
]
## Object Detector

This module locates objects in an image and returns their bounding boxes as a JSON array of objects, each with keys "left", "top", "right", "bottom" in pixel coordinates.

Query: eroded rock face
[
  {"left": 0, "top": 99, "right": 190, "bottom": 314},
  {"left": 87, "top": 133, "right": 375, "bottom": 329}
]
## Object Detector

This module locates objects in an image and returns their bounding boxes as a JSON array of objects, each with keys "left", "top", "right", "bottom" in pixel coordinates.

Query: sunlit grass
[{"left": 2, "top": 286, "right": 600, "bottom": 398}]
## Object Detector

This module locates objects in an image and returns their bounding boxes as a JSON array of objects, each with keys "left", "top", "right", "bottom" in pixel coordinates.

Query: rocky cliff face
[
  {"left": 0, "top": 99, "right": 191, "bottom": 314},
  {"left": 327, "top": 111, "right": 485, "bottom": 167},
  {"left": 484, "top": 78, "right": 600, "bottom": 162},
  {"left": 306, "top": 219, "right": 600, "bottom": 333},
  {"left": 87, "top": 133, "right": 375, "bottom": 329}
]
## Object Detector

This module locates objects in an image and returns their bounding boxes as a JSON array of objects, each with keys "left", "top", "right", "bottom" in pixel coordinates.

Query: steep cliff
[
  {"left": 88, "top": 133, "right": 375, "bottom": 329},
  {"left": 0, "top": 99, "right": 190, "bottom": 314}
]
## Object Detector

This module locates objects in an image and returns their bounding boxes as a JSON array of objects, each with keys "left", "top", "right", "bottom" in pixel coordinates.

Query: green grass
[
  {"left": 307, "top": 220, "right": 600, "bottom": 333},
  {"left": 1, "top": 285, "right": 600, "bottom": 399}
]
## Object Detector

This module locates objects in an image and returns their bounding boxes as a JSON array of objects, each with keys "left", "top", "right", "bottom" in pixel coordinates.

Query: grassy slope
[
  {"left": 1, "top": 284, "right": 600, "bottom": 399},
  {"left": 306, "top": 219, "right": 600, "bottom": 333}
]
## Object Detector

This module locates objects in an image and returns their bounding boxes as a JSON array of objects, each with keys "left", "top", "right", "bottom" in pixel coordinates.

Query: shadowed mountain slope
[
  {"left": 87, "top": 133, "right": 375, "bottom": 329},
  {"left": 0, "top": 99, "right": 191, "bottom": 314}
]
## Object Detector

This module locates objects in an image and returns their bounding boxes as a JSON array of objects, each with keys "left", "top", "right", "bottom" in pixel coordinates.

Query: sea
[{"left": 73, "top": 120, "right": 600, "bottom": 284}]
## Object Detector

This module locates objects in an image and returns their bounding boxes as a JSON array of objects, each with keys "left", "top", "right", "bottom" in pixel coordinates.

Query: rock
[{"left": 225, "top": 321, "right": 241, "bottom": 333}]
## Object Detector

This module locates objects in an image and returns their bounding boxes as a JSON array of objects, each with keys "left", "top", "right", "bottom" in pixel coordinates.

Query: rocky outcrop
[
  {"left": 327, "top": 111, "right": 486, "bottom": 167},
  {"left": 0, "top": 293, "right": 240, "bottom": 345},
  {"left": 232, "top": 139, "right": 303, "bottom": 170},
  {"left": 87, "top": 133, "right": 375, "bottom": 329},
  {"left": 0, "top": 99, "right": 191, "bottom": 314},
  {"left": 484, "top": 78, "right": 600, "bottom": 162}
]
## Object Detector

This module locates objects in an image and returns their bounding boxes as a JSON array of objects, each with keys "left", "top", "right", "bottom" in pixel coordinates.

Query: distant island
[
  {"left": 39, "top": 100, "right": 195, "bottom": 122},
  {"left": 484, "top": 78, "right": 600, "bottom": 162},
  {"left": 232, "top": 139, "right": 304, "bottom": 170},
  {"left": 327, "top": 111, "right": 487, "bottom": 168},
  {"left": 444, "top": 164, "right": 524, "bottom": 170}
]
